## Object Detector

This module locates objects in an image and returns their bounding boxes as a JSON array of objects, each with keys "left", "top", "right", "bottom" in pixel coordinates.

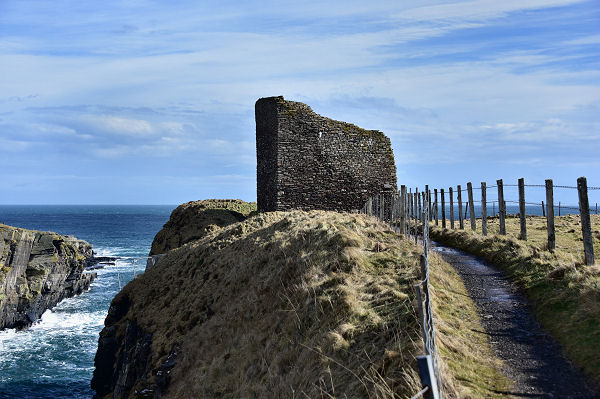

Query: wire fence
[
  {"left": 424, "top": 176, "right": 597, "bottom": 265},
  {"left": 356, "top": 176, "right": 598, "bottom": 397},
  {"left": 360, "top": 189, "right": 441, "bottom": 399}
]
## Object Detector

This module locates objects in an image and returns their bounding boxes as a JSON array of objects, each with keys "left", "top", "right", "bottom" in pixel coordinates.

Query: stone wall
[{"left": 256, "top": 96, "right": 397, "bottom": 212}]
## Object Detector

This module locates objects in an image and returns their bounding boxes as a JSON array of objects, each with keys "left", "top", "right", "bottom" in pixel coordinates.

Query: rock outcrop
[
  {"left": 148, "top": 199, "right": 257, "bottom": 256},
  {"left": 0, "top": 223, "right": 96, "bottom": 330},
  {"left": 93, "top": 210, "right": 423, "bottom": 398}
]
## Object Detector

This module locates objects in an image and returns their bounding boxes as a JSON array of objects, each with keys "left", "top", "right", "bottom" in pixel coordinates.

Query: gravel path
[{"left": 433, "top": 244, "right": 599, "bottom": 398}]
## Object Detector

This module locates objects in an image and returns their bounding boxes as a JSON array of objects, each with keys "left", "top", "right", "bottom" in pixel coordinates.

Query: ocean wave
[
  {"left": 33, "top": 309, "right": 106, "bottom": 332},
  {"left": 0, "top": 205, "right": 170, "bottom": 396}
]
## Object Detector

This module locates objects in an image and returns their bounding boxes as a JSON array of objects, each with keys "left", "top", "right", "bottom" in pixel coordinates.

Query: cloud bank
[{"left": 0, "top": 0, "right": 598, "bottom": 204}]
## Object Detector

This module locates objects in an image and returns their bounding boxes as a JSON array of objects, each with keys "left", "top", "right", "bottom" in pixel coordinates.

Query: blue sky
[{"left": 0, "top": 0, "right": 598, "bottom": 205}]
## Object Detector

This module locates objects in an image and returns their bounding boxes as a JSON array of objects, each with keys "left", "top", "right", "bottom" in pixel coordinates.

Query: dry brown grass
[
  {"left": 115, "top": 211, "right": 424, "bottom": 398},
  {"left": 103, "top": 210, "right": 510, "bottom": 398}
]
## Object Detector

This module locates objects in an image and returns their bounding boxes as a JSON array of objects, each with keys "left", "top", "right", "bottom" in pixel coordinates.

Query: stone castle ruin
[{"left": 256, "top": 96, "right": 397, "bottom": 212}]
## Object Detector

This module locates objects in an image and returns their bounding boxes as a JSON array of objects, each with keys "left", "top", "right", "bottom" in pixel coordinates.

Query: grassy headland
[
  {"left": 97, "top": 210, "right": 509, "bottom": 398},
  {"left": 430, "top": 214, "right": 600, "bottom": 385}
]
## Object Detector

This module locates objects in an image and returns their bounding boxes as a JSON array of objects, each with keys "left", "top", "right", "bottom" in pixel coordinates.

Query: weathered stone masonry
[{"left": 256, "top": 96, "right": 397, "bottom": 212}]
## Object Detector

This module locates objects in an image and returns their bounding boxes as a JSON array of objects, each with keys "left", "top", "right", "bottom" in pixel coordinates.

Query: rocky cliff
[
  {"left": 92, "top": 210, "right": 424, "bottom": 399},
  {"left": 0, "top": 223, "right": 96, "bottom": 330}
]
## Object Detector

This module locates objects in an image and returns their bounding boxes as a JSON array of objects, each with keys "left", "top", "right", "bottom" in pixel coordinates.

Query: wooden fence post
[
  {"left": 423, "top": 198, "right": 430, "bottom": 254},
  {"left": 422, "top": 192, "right": 426, "bottom": 225},
  {"left": 545, "top": 179, "right": 555, "bottom": 250},
  {"left": 434, "top": 189, "right": 439, "bottom": 226},
  {"left": 448, "top": 187, "right": 454, "bottom": 230},
  {"left": 407, "top": 193, "right": 410, "bottom": 234},
  {"left": 541, "top": 201, "right": 545, "bottom": 217},
  {"left": 481, "top": 182, "right": 487, "bottom": 236},
  {"left": 426, "top": 185, "right": 432, "bottom": 219},
  {"left": 407, "top": 190, "right": 411, "bottom": 235},
  {"left": 457, "top": 185, "right": 464, "bottom": 229},
  {"left": 414, "top": 192, "right": 419, "bottom": 244},
  {"left": 417, "top": 188, "right": 422, "bottom": 225},
  {"left": 449, "top": 187, "right": 455, "bottom": 229},
  {"left": 497, "top": 179, "right": 506, "bottom": 235},
  {"left": 467, "top": 182, "right": 476, "bottom": 231},
  {"left": 518, "top": 178, "right": 527, "bottom": 240},
  {"left": 400, "top": 186, "right": 406, "bottom": 235},
  {"left": 441, "top": 189, "right": 446, "bottom": 228},
  {"left": 577, "top": 177, "right": 595, "bottom": 265},
  {"left": 425, "top": 185, "right": 429, "bottom": 222},
  {"left": 410, "top": 192, "right": 413, "bottom": 235}
]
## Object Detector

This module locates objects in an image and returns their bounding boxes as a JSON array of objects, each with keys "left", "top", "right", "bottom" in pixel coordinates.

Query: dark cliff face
[
  {"left": 92, "top": 293, "right": 170, "bottom": 399},
  {"left": 0, "top": 224, "right": 96, "bottom": 330}
]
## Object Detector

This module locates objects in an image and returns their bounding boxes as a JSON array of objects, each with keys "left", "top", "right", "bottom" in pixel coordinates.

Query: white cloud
[
  {"left": 563, "top": 34, "right": 600, "bottom": 46},
  {"left": 28, "top": 123, "right": 92, "bottom": 139},
  {"left": 0, "top": 138, "right": 32, "bottom": 152},
  {"left": 397, "top": 0, "right": 584, "bottom": 21},
  {"left": 76, "top": 115, "right": 186, "bottom": 138},
  {"left": 479, "top": 118, "right": 599, "bottom": 142},
  {"left": 0, "top": 0, "right": 598, "bottom": 202}
]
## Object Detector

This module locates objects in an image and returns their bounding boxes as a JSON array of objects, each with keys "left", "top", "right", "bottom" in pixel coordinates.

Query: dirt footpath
[{"left": 434, "top": 245, "right": 598, "bottom": 398}]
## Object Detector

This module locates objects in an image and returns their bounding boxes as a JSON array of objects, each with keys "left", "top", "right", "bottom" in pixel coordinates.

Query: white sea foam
[
  {"left": 0, "top": 305, "right": 107, "bottom": 376},
  {"left": 33, "top": 308, "right": 106, "bottom": 332},
  {"left": 92, "top": 246, "right": 119, "bottom": 257}
]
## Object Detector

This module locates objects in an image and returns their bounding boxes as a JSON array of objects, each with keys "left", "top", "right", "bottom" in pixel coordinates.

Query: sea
[{"left": 0, "top": 205, "right": 175, "bottom": 399}]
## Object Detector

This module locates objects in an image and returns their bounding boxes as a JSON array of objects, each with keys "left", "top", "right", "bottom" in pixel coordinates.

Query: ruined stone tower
[{"left": 256, "top": 96, "right": 397, "bottom": 212}]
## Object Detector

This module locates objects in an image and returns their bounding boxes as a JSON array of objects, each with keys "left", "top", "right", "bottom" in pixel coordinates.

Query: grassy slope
[
  {"left": 430, "top": 214, "right": 600, "bottom": 385},
  {"left": 106, "top": 210, "right": 508, "bottom": 398}
]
